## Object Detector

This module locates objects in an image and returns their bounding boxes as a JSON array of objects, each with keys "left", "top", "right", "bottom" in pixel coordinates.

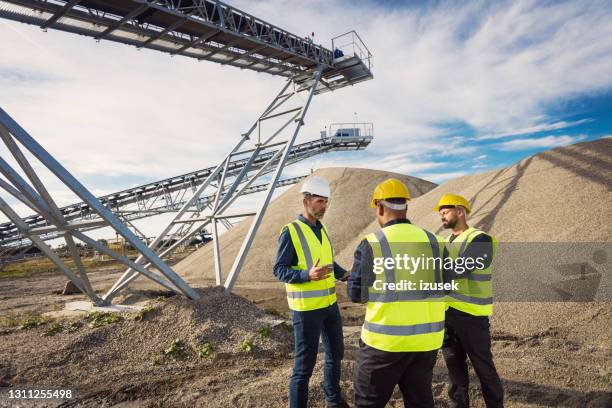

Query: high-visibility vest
[
  {"left": 361, "top": 223, "right": 446, "bottom": 352},
  {"left": 282, "top": 220, "right": 336, "bottom": 312},
  {"left": 445, "top": 227, "right": 498, "bottom": 316}
]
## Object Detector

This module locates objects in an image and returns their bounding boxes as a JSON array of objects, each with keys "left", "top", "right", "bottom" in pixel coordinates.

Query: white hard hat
[{"left": 300, "top": 176, "right": 330, "bottom": 198}]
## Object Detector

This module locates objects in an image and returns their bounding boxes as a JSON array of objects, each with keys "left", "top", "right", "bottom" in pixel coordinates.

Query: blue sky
[{"left": 0, "top": 0, "right": 611, "bottom": 235}]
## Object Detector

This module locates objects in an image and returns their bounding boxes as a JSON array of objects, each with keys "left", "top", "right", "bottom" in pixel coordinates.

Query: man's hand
[{"left": 308, "top": 259, "right": 332, "bottom": 281}]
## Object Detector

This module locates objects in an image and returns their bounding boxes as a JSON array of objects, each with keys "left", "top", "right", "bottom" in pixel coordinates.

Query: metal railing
[
  {"left": 331, "top": 31, "right": 373, "bottom": 71},
  {"left": 324, "top": 122, "right": 374, "bottom": 139}
]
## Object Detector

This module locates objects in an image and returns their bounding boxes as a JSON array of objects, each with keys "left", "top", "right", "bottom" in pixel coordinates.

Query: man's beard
[
  {"left": 308, "top": 208, "right": 325, "bottom": 219},
  {"left": 443, "top": 219, "right": 456, "bottom": 229}
]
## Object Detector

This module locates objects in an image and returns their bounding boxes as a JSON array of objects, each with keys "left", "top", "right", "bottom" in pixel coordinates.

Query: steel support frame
[
  {"left": 0, "top": 134, "right": 369, "bottom": 247},
  {"left": 102, "top": 66, "right": 324, "bottom": 300},
  {"left": 0, "top": 108, "right": 199, "bottom": 305}
]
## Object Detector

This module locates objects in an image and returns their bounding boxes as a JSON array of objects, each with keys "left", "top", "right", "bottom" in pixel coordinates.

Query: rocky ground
[{"left": 0, "top": 270, "right": 610, "bottom": 407}]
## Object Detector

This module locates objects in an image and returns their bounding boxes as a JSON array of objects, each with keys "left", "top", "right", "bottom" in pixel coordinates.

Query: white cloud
[
  {"left": 497, "top": 134, "right": 587, "bottom": 151},
  {"left": 0, "top": 0, "right": 611, "bottom": 235},
  {"left": 476, "top": 119, "right": 593, "bottom": 140}
]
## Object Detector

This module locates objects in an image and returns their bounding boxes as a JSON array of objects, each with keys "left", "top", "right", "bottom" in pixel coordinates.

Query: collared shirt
[{"left": 273, "top": 214, "right": 347, "bottom": 284}]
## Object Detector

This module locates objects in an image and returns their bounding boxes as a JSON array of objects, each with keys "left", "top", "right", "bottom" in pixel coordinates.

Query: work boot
[{"left": 325, "top": 400, "right": 351, "bottom": 408}]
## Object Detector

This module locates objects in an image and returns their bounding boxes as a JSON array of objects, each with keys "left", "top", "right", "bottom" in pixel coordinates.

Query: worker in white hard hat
[{"left": 273, "top": 175, "right": 350, "bottom": 408}]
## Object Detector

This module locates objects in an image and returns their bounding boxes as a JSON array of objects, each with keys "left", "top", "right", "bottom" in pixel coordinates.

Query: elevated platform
[{"left": 0, "top": 0, "right": 372, "bottom": 91}]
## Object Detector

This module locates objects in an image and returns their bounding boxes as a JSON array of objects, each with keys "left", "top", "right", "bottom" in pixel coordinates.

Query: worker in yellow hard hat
[
  {"left": 434, "top": 193, "right": 504, "bottom": 408},
  {"left": 347, "top": 178, "right": 447, "bottom": 407}
]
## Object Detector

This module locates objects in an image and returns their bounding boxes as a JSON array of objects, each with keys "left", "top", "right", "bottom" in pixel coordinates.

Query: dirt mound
[
  {"left": 334, "top": 138, "right": 611, "bottom": 266},
  {"left": 0, "top": 287, "right": 293, "bottom": 391},
  {"left": 175, "top": 139, "right": 610, "bottom": 286},
  {"left": 174, "top": 167, "right": 436, "bottom": 284}
]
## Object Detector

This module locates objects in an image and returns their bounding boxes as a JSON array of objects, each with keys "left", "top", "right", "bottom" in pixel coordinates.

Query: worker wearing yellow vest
[
  {"left": 347, "top": 179, "right": 447, "bottom": 408},
  {"left": 434, "top": 193, "right": 504, "bottom": 408},
  {"left": 273, "top": 176, "right": 350, "bottom": 408}
]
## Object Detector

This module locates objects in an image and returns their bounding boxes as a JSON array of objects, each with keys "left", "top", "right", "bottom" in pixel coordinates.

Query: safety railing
[
  {"left": 322, "top": 122, "right": 374, "bottom": 139},
  {"left": 331, "top": 31, "right": 373, "bottom": 71}
]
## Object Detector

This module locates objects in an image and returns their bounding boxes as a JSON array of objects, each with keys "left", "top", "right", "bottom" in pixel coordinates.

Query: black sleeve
[
  {"left": 443, "top": 233, "right": 494, "bottom": 279},
  {"left": 347, "top": 239, "right": 374, "bottom": 303},
  {"left": 462, "top": 234, "right": 494, "bottom": 271}
]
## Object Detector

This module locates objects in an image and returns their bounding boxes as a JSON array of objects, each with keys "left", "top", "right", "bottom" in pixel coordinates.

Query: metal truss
[
  {"left": 0, "top": 135, "right": 372, "bottom": 249},
  {"left": 0, "top": 0, "right": 375, "bottom": 303},
  {"left": 101, "top": 67, "right": 324, "bottom": 301},
  {"left": 0, "top": 0, "right": 373, "bottom": 91},
  {"left": 0, "top": 108, "right": 200, "bottom": 304}
]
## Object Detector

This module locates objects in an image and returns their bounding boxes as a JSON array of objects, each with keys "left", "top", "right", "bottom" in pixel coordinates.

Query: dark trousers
[
  {"left": 442, "top": 310, "right": 504, "bottom": 408},
  {"left": 353, "top": 339, "right": 438, "bottom": 408},
  {"left": 289, "top": 302, "right": 344, "bottom": 408}
]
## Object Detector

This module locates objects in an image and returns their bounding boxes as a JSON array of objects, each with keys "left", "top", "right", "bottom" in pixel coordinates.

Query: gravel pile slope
[
  {"left": 335, "top": 138, "right": 611, "bottom": 266},
  {"left": 1, "top": 287, "right": 293, "bottom": 389},
  {"left": 174, "top": 167, "right": 436, "bottom": 283}
]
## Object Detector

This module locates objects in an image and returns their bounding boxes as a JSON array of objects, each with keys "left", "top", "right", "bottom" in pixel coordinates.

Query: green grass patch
[
  {"left": 197, "top": 341, "right": 214, "bottom": 358},
  {"left": 85, "top": 311, "right": 123, "bottom": 328},
  {"left": 241, "top": 338, "right": 253, "bottom": 353},
  {"left": 19, "top": 315, "right": 47, "bottom": 330},
  {"left": 134, "top": 304, "right": 157, "bottom": 321},
  {"left": 164, "top": 338, "right": 187, "bottom": 360},
  {"left": 42, "top": 322, "right": 64, "bottom": 337},
  {"left": 257, "top": 325, "right": 271, "bottom": 338}
]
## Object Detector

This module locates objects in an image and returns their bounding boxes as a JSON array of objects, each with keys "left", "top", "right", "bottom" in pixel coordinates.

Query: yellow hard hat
[
  {"left": 370, "top": 178, "right": 411, "bottom": 208},
  {"left": 433, "top": 193, "right": 472, "bottom": 214}
]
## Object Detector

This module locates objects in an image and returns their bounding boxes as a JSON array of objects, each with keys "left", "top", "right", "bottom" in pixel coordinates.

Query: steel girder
[
  {"left": 0, "top": 136, "right": 372, "bottom": 249},
  {"left": 0, "top": 1, "right": 373, "bottom": 91},
  {"left": 101, "top": 67, "right": 324, "bottom": 301},
  {"left": 0, "top": 108, "right": 200, "bottom": 304}
]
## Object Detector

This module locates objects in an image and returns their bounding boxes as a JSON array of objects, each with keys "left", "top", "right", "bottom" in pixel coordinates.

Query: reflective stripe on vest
[
  {"left": 283, "top": 220, "right": 336, "bottom": 312},
  {"left": 445, "top": 227, "right": 496, "bottom": 316},
  {"left": 287, "top": 287, "right": 336, "bottom": 299},
  {"left": 361, "top": 223, "right": 446, "bottom": 352},
  {"left": 368, "top": 229, "right": 444, "bottom": 302},
  {"left": 363, "top": 320, "right": 445, "bottom": 336},
  {"left": 447, "top": 292, "right": 493, "bottom": 305}
]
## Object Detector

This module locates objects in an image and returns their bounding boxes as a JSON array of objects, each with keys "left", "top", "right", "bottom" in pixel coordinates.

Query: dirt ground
[{"left": 0, "top": 269, "right": 610, "bottom": 408}]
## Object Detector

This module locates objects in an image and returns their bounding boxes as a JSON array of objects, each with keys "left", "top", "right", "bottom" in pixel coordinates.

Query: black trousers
[
  {"left": 354, "top": 339, "right": 438, "bottom": 408},
  {"left": 442, "top": 310, "right": 504, "bottom": 408}
]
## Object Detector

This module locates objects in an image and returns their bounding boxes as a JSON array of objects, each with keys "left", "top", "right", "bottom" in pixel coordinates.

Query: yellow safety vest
[
  {"left": 361, "top": 223, "right": 446, "bottom": 352},
  {"left": 445, "top": 227, "right": 498, "bottom": 316},
  {"left": 282, "top": 220, "right": 336, "bottom": 312}
]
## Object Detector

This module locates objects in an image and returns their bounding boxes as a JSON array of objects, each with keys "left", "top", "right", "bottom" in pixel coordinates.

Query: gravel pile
[
  {"left": 335, "top": 138, "right": 611, "bottom": 265},
  {"left": 2, "top": 287, "right": 293, "bottom": 388},
  {"left": 174, "top": 167, "right": 436, "bottom": 284}
]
